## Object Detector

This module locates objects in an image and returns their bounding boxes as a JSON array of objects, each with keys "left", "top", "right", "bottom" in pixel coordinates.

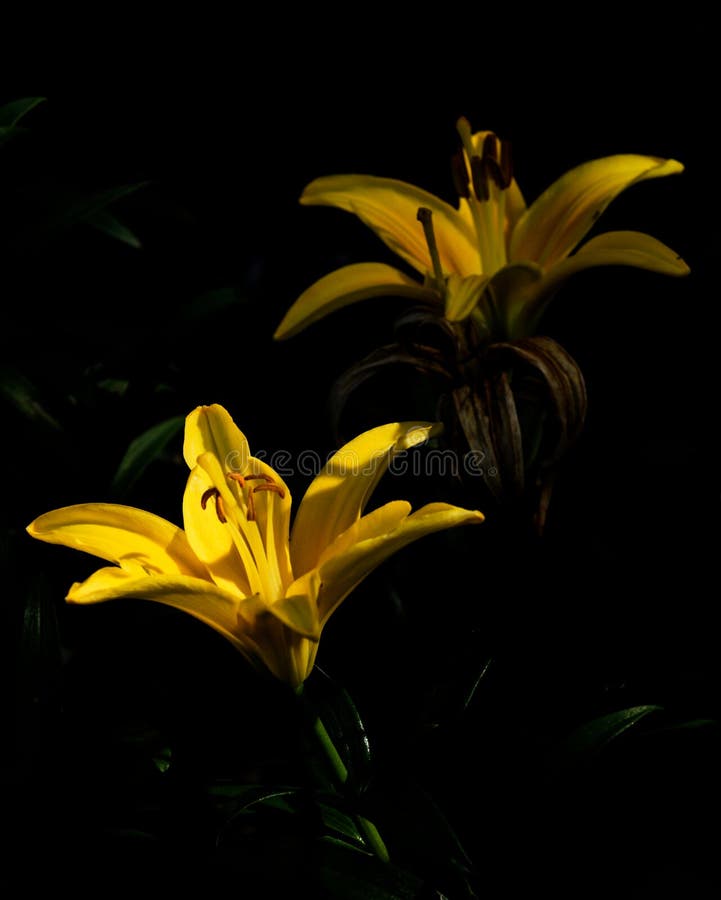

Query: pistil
[{"left": 416, "top": 207, "right": 445, "bottom": 292}]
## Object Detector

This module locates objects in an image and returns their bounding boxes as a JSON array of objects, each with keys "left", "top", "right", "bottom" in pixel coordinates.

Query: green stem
[
  {"left": 312, "top": 713, "right": 349, "bottom": 784},
  {"left": 299, "top": 687, "right": 391, "bottom": 863}
]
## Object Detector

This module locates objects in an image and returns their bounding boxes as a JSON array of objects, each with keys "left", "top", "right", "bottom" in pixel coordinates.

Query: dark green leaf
[
  {"left": 0, "top": 96, "right": 46, "bottom": 127},
  {"left": 16, "top": 573, "right": 64, "bottom": 707},
  {"left": 0, "top": 365, "right": 61, "bottom": 431},
  {"left": 87, "top": 209, "right": 142, "bottom": 248},
  {"left": 50, "top": 182, "right": 149, "bottom": 231},
  {"left": 111, "top": 415, "right": 184, "bottom": 496},
  {"left": 318, "top": 800, "right": 364, "bottom": 846},
  {"left": 559, "top": 705, "right": 664, "bottom": 762},
  {"left": 175, "top": 288, "right": 248, "bottom": 325},
  {"left": 319, "top": 838, "right": 424, "bottom": 900},
  {"left": 97, "top": 378, "right": 130, "bottom": 397},
  {"left": 371, "top": 774, "right": 477, "bottom": 898},
  {"left": 0, "top": 125, "right": 26, "bottom": 148},
  {"left": 300, "top": 668, "right": 373, "bottom": 792},
  {"left": 11, "top": 182, "right": 150, "bottom": 247}
]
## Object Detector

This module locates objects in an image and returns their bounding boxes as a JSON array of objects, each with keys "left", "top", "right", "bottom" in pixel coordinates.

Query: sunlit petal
[
  {"left": 318, "top": 503, "right": 484, "bottom": 624},
  {"left": 66, "top": 564, "right": 258, "bottom": 654},
  {"left": 510, "top": 155, "right": 684, "bottom": 268},
  {"left": 301, "top": 175, "right": 479, "bottom": 277},
  {"left": 274, "top": 263, "right": 437, "bottom": 340},
  {"left": 27, "top": 503, "right": 208, "bottom": 578},
  {"left": 270, "top": 569, "right": 321, "bottom": 639},
  {"left": 290, "top": 422, "right": 439, "bottom": 576},
  {"left": 183, "top": 403, "right": 250, "bottom": 473},
  {"left": 182, "top": 464, "right": 252, "bottom": 597}
]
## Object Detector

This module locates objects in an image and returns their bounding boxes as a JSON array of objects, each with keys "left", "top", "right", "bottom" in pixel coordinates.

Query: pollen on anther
[
  {"left": 470, "top": 156, "right": 489, "bottom": 202},
  {"left": 482, "top": 133, "right": 498, "bottom": 162},
  {"left": 201, "top": 487, "right": 227, "bottom": 523},
  {"left": 500, "top": 140, "right": 513, "bottom": 188},
  {"left": 451, "top": 151, "right": 470, "bottom": 199}
]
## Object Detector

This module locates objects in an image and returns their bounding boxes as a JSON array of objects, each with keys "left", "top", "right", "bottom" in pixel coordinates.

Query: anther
[
  {"left": 416, "top": 207, "right": 445, "bottom": 288},
  {"left": 252, "top": 482, "right": 286, "bottom": 500},
  {"left": 470, "top": 157, "right": 489, "bottom": 202},
  {"left": 482, "top": 132, "right": 498, "bottom": 162},
  {"left": 226, "top": 471, "right": 285, "bottom": 522},
  {"left": 200, "top": 487, "right": 227, "bottom": 524},
  {"left": 500, "top": 139, "right": 513, "bottom": 189},
  {"left": 451, "top": 151, "right": 470, "bottom": 199},
  {"left": 485, "top": 157, "right": 505, "bottom": 191}
]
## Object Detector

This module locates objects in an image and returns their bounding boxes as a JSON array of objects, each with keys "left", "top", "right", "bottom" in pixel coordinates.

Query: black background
[{"left": 2, "top": 16, "right": 720, "bottom": 896}]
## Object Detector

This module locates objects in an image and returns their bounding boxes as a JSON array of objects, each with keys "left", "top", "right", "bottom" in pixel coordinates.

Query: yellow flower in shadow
[{"left": 275, "top": 118, "right": 689, "bottom": 342}]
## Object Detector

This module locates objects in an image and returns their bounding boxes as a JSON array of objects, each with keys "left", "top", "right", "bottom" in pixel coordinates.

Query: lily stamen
[
  {"left": 200, "top": 487, "right": 227, "bottom": 523},
  {"left": 482, "top": 133, "right": 498, "bottom": 162},
  {"left": 470, "top": 156, "right": 489, "bottom": 202},
  {"left": 500, "top": 139, "right": 513, "bottom": 188},
  {"left": 227, "top": 471, "right": 286, "bottom": 521},
  {"left": 451, "top": 151, "right": 470, "bottom": 199}
]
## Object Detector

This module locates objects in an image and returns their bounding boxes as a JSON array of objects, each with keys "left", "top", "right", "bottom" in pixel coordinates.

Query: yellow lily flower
[
  {"left": 274, "top": 118, "right": 689, "bottom": 342},
  {"left": 26, "top": 404, "right": 483, "bottom": 688}
]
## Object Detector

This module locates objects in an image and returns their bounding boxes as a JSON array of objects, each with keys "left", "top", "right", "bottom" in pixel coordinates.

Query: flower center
[
  {"left": 200, "top": 474, "right": 286, "bottom": 524},
  {"left": 227, "top": 472, "right": 286, "bottom": 522},
  {"left": 454, "top": 118, "right": 513, "bottom": 275}
]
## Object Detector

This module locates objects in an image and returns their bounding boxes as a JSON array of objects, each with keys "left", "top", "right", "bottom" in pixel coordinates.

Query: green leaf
[
  {"left": 97, "top": 378, "right": 130, "bottom": 397},
  {"left": 46, "top": 182, "right": 149, "bottom": 231},
  {"left": 0, "top": 96, "right": 46, "bottom": 127},
  {"left": 558, "top": 705, "right": 664, "bottom": 763},
  {"left": 111, "top": 415, "right": 184, "bottom": 496},
  {"left": 0, "top": 365, "right": 61, "bottom": 431},
  {"left": 370, "top": 774, "right": 477, "bottom": 898},
  {"left": 301, "top": 668, "right": 373, "bottom": 792},
  {"left": 11, "top": 182, "right": 150, "bottom": 247},
  {"left": 0, "top": 125, "right": 25, "bottom": 148},
  {"left": 319, "top": 838, "right": 424, "bottom": 900},
  {"left": 16, "top": 573, "right": 64, "bottom": 709},
  {"left": 318, "top": 800, "right": 365, "bottom": 847},
  {"left": 175, "top": 288, "right": 248, "bottom": 325},
  {"left": 86, "top": 209, "right": 142, "bottom": 249}
]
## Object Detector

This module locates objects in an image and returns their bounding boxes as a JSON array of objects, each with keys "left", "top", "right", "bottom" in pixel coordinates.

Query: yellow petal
[
  {"left": 445, "top": 274, "right": 489, "bottom": 322},
  {"left": 26, "top": 503, "right": 208, "bottom": 578},
  {"left": 245, "top": 455, "right": 293, "bottom": 591},
  {"left": 285, "top": 636, "right": 319, "bottom": 689},
  {"left": 273, "top": 263, "right": 437, "bottom": 340},
  {"left": 510, "top": 155, "right": 684, "bottom": 269},
  {"left": 183, "top": 404, "right": 250, "bottom": 472},
  {"left": 552, "top": 230, "right": 690, "bottom": 277},
  {"left": 182, "top": 464, "right": 253, "bottom": 597},
  {"left": 317, "top": 500, "right": 412, "bottom": 567},
  {"left": 484, "top": 262, "right": 544, "bottom": 337},
  {"left": 269, "top": 569, "right": 321, "bottom": 639},
  {"left": 289, "top": 422, "right": 440, "bottom": 577},
  {"left": 194, "top": 451, "right": 276, "bottom": 601},
  {"left": 66, "top": 564, "right": 256, "bottom": 654},
  {"left": 318, "top": 502, "right": 484, "bottom": 625},
  {"left": 506, "top": 232, "right": 690, "bottom": 338},
  {"left": 301, "top": 175, "right": 479, "bottom": 277}
]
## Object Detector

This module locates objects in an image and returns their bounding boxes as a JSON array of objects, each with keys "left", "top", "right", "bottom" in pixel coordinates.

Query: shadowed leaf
[{"left": 111, "top": 416, "right": 184, "bottom": 496}]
